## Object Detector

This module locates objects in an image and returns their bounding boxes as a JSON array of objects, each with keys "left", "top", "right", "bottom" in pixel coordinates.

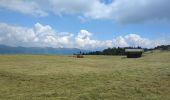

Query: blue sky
[{"left": 0, "top": 0, "right": 170, "bottom": 49}]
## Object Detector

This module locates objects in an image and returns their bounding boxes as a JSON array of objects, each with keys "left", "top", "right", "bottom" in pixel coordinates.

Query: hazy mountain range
[{"left": 0, "top": 45, "right": 89, "bottom": 55}]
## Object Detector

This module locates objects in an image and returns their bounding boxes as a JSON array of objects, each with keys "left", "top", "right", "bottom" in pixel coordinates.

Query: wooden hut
[{"left": 125, "top": 49, "right": 144, "bottom": 58}]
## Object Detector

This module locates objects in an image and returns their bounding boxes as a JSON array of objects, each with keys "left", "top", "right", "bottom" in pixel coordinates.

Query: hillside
[{"left": 0, "top": 51, "right": 170, "bottom": 100}]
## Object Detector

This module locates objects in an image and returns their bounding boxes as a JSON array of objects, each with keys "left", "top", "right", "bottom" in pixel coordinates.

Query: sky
[{"left": 0, "top": 0, "right": 170, "bottom": 50}]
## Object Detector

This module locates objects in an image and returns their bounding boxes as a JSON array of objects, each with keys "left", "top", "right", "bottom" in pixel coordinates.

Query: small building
[{"left": 125, "top": 49, "right": 144, "bottom": 58}]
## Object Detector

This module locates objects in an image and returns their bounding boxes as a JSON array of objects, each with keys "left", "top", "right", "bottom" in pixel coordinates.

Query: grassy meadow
[{"left": 0, "top": 51, "right": 170, "bottom": 100}]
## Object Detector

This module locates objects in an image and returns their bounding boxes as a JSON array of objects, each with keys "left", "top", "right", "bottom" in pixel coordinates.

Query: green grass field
[{"left": 0, "top": 51, "right": 170, "bottom": 100}]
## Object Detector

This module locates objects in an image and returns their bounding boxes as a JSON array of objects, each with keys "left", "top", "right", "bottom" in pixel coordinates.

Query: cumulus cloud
[
  {"left": 0, "top": 23, "right": 169, "bottom": 49},
  {"left": 75, "top": 30, "right": 100, "bottom": 48},
  {"left": 74, "top": 30, "right": 170, "bottom": 49},
  {"left": 75, "top": 30, "right": 115, "bottom": 49},
  {"left": 125, "top": 34, "right": 151, "bottom": 47},
  {"left": 0, "top": 23, "right": 113, "bottom": 49},
  {"left": 1, "top": 0, "right": 170, "bottom": 23},
  {"left": 0, "top": 23, "right": 37, "bottom": 46},
  {"left": 113, "top": 36, "right": 129, "bottom": 47},
  {"left": 0, "top": 23, "right": 73, "bottom": 48},
  {"left": 112, "top": 34, "right": 160, "bottom": 48}
]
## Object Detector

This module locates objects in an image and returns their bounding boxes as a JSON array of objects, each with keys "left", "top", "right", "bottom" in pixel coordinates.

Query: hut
[{"left": 125, "top": 49, "right": 144, "bottom": 58}]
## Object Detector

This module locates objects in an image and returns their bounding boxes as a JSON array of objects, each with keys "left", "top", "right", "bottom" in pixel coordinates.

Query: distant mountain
[{"left": 0, "top": 45, "right": 89, "bottom": 55}]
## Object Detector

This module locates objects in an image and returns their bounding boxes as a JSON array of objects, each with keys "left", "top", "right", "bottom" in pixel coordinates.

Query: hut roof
[{"left": 125, "top": 49, "right": 144, "bottom": 53}]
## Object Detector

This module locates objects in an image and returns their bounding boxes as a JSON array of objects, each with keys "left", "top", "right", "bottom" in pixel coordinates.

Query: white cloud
[
  {"left": 49, "top": 0, "right": 92, "bottom": 15},
  {"left": 111, "top": 34, "right": 160, "bottom": 48},
  {"left": 0, "top": 0, "right": 48, "bottom": 16},
  {"left": 84, "top": 1, "right": 113, "bottom": 19},
  {"left": 74, "top": 30, "right": 169, "bottom": 49},
  {"left": 34, "top": 23, "right": 54, "bottom": 35},
  {"left": 0, "top": 23, "right": 169, "bottom": 49},
  {"left": 1, "top": 0, "right": 170, "bottom": 23},
  {"left": 0, "top": 23, "right": 37, "bottom": 46},
  {"left": 47, "top": 0, "right": 113, "bottom": 19},
  {"left": 0, "top": 23, "right": 73, "bottom": 48},
  {"left": 109, "top": 0, "right": 170, "bottom": 23},
  {"left": 123, "top": 34, "right": 170, "bottom": 48},
  {"left": 125, "top": 34, "right": 151, "bottom": 47},
  {"left": 75, "top": 30, "right": 101, "bottom": 48},
  {"left": 113, "top": 36, "right": 129, "bottom": 47},
  {"left": 75, "top": 30, "right": 115, "bottom": 49}
]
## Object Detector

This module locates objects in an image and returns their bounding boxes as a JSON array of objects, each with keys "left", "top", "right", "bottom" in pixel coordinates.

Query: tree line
[{"left": 82, "top": 45, "right": 170, "bottom": 55}]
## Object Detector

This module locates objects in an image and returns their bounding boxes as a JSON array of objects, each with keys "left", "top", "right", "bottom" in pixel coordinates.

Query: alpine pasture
[{"left": 0, "top": 51, "right": 170, "bottom": 100}]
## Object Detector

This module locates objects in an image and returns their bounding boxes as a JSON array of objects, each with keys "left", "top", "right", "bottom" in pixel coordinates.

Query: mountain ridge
[{"left": 0, "top": 45, "right": 89, "bottom": 55}]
